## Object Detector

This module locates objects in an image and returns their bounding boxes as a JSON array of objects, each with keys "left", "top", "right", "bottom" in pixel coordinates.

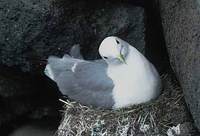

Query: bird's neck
[{"left": 107, "top": 46, "right": 147, "bottom": 80}]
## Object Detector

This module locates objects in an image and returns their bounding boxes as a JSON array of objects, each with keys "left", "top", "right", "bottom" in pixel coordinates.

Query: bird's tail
[
  {"left": 44, "top": 63, "right": 55, "bottom": 81},
  {"left": 44, "top": 44, "right": 84, "bottom": 81},
  {"left": 44, "top": 55, "right": 83, "bottom": 81},
  {"left": 44, "top": 56, "right": 59, "bottom": 81}
]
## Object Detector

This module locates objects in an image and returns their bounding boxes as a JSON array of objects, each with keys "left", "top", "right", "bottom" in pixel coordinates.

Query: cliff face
[
  {"left": 0, "top": 0, "right": 145, "bottom": 72},
  {"left": 0, "top": 0, "right": 145, "bottom": 134},
  {"left": 158, "top": 0, "right": 200, "bottom": 131}
]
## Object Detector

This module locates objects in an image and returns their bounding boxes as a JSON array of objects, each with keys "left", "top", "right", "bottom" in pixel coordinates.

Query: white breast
[{"left": 107, "top": 47, "right": 161, "bottom": 109}]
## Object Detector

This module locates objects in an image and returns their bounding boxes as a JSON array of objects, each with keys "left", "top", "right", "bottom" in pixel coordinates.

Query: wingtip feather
[{"left": 44, "top": 64, "right": 55, "bottom": 81}]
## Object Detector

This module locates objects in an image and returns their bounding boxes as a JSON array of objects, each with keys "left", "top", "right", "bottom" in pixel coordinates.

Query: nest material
[{"left": 57, "top": 74, "right": 192, "bottom": 136}]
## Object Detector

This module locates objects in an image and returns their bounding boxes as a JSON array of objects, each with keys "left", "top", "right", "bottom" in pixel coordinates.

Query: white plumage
[{"left": 44, "top": 36, "right": 161, "bottom": 109}]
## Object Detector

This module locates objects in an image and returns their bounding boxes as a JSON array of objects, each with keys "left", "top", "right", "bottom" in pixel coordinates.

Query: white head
[{"left": 99, "top": 36, "right": 129, "bottom": 65}]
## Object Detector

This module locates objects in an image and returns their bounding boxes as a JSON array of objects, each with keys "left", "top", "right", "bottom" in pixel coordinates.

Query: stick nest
[{"left": 57, "top": 74, "right": 193, "bottom": 136}]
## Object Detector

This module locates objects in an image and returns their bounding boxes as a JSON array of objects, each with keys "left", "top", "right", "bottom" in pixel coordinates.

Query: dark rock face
[
  {"left": 158, "top": 0, "right": 200, "bottom": 131},
  {"left": 0, "top": 66, "right": 60, "bottom": 135},
  {"left": 0, "top": 0, "right": 145, "bottom": 73},
  {"left": 0, "top": 0, "right": 145, "bottom": 134},
  {"left": 0, "top": 0, "right": 51, "bottom": 72}
]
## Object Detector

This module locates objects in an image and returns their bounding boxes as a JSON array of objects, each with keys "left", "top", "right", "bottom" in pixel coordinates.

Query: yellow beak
[{"left": 117, "top": 53, "right": 126, "bottom": 64}]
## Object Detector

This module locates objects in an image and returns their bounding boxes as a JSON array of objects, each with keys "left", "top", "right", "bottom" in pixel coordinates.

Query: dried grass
[{"left": 57, "top": 74, "right": 192, "bottom": 136}]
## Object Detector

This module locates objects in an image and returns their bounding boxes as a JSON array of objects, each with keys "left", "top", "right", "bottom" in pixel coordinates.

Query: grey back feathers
[{"left": 45, "top": 55, "right": 114, "bottom": 108}]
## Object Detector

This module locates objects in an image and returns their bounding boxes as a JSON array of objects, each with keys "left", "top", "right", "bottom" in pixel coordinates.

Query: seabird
[{"left": 44, "top": 36, "right": 161, "bottom": 109}]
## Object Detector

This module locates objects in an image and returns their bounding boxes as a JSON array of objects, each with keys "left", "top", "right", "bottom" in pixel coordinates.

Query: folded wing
[{"left": 45, "top": 55, "right": 114, "bottom": 108}]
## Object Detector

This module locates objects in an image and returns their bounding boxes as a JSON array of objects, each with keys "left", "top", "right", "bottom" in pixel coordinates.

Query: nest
[{"left": 57, "top": 74, "right": 192, "bottom": 136}]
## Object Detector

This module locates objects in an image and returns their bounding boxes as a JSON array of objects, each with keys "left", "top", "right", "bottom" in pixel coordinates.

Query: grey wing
[
  {"left": 54, "top": 59, "right": 114, "bottom": 108},
  {"left": 69, "top": 44, "right": 83, "bottom": 59}
]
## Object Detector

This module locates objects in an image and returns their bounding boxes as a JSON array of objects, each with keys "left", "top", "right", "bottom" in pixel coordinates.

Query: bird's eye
[
  {"left": 103, "top": 56, "right": 108, "bottom": 59},
  {"left": 116, "top": 39, "right": 120, "bottom": 44}
]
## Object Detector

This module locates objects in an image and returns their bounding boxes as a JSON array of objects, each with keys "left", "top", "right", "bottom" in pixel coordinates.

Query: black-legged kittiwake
[{"left": 44, "top": 36, "right": 161, "bottom": 109}]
